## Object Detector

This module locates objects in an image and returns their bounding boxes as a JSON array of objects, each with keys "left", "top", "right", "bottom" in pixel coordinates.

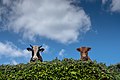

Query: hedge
[{"left": 0, "top": 58, "right": 120, "bottom": 80}]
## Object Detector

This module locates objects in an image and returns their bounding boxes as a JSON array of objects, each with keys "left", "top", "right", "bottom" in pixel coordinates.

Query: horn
[
  {"left": 30, "top": 44, "right": 33, "bottom": 48},
  {"left": 39, "top": 45, "right": 42, "bottom": 48}
]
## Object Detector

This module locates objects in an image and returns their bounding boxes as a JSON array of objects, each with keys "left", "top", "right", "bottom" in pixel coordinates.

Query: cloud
[
  {"left": 58, "top": 49, "right": 65, "bottom": 57},
  {"left": 18, "top": 39, "right": 26, "bottom": 45},
  {"left": 3, "top": 60, "right": 18, "bottom": 65},
  {"left": 42, "top": 44, "right": 49, "bottom": 53},
  {"left": 110, "top": 0, "right": 120, "bottom": 12},
  {"left": 0, "top": 41, "right": 30, "bottom": 58},
  {"left": 102, "top": 0, "right": 108, "bottom": 4},
  {"left": 102, "top": 0, "right": 120, "bottom": 13},
  {"left": 11, "top": 60, "right": 18, "bottom": 65},
  {"left": 0, "top": 0, "right": 91, "bottom": 44}
]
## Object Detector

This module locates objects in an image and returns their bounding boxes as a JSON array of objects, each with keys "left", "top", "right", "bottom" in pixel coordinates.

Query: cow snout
[
  {"left": 32, "top": 58, "right": 37, "bottom": 60},
  {"left": 31, "top": 58, "right": 38, "bottom": 62},
  {"left": 82, "top": 53, "right": 87, "bottom": 57},
  {"left": 32, "top": 56, "right": 38, "bottom": 60},
  {"left": 30, "top": 58, "right": 37, "bottom": 62},
  {"left": 82, "top": 56, "right": 88, "bottom": 61},
  {"left": 33, "top": 58, "right": 38, "bottom": 60}
]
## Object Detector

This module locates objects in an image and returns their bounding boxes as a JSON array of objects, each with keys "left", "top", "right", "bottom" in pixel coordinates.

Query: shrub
[
  {"left": 108, "top": 63, "right": 120, "bottom": 80},
  {"left": 0, "top": 58, "right": 119, "bottom": 80}
]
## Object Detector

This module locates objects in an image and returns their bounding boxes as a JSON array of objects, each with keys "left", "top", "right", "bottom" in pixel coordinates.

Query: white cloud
[
  {"left": 42, "top": 44, "right": 49, "bottom": 53},
  {"left": 11, "top": 60, "right": 18, "bottom": 65},
  {"left": 102, "top": 0, "right": 108, "bottom": 4},
  {"left": 2, "top": 0, "right": 12, "bottom": 6},
  {"left": 102, "top": 0, "right": 120, "bottom": 13},
  {"left": 18, "top": 39, "right": 27, "bottom": 45},
  {"left": 0, "top": 0, "right": 91, "bottom": 44},
  {"left": 58, "top": 49, "right": 65, "bottom": 57},
  {"left": 110, "top": 0, "right": 120, "bottom": 12},
  {"left": 3, "top": 60, "right": 18, "bottom": 65},
  {"left": 0, "top": 41, "right": 30, "bottom": 58}
]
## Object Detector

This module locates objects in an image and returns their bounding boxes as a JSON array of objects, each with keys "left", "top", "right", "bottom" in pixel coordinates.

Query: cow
[
  {"left": 77, "top": 47, "right": 91, "bottom": 61},
  {"left": 27, "top": 45, "right": 44, "bottom": 62}
]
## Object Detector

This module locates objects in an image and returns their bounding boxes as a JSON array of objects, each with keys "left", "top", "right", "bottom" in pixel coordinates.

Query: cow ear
[
  {"left": 27, "top": 48, "right": 32, "bottom": 51},
  {"left": 77, "top": 48, "right": 80, "bottom": 52},
  {"left": 87, "top": 47, "right": 91, "bottom": 51},
  {"left": 39, "top": 48, "right": 45, "bottom": 52}
]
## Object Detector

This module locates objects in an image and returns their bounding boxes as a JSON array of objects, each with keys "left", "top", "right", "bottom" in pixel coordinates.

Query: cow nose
[
  {"left": 83, "top": 56, "right": 88, "bottom": 60},
  {"left": 32, "top": 58, "right": 36, "bottom": 60},
  {"left": 33, "top": 56, "right": 38, "bottom": 59},
  {"left": 83, "top": 56, "right": 87, "bottom": 59},
  {"left": 33, "top": 57, "right": 38, "bottom": 60}
]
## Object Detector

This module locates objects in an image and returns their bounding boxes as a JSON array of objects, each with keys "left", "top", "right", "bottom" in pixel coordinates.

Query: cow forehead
[
  {"left": 32, "top": 46, "right": 39, "bottom": 51},
  {"left": 33, "top": 46, "right": 39, "bottom": 49},
  {"left": 81, "top": 52, "right": 88, "bottom": 55},
  {"left": 81, "top": 47, "right": 88, "bottom": 51}
]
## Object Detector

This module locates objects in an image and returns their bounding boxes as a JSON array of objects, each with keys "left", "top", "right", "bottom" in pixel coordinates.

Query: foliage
[
  {"left": 108, "top": 63, "right": 120, "bottom": 80},
  {"left": 0, "top": 58, "right": 119, "bottom": 80}
]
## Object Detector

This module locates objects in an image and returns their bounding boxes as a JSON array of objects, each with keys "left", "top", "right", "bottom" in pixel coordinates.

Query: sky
[{"left": 0, "top": 0, "right": 120, "bottom": 65}]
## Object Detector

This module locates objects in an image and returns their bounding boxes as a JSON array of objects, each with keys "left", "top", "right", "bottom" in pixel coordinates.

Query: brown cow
[
  {"left": 27, "top": 45, "right": 44, "bottom": 62},
  {"left": 77, "top": 47, "right": 91, "bottom": 61}
]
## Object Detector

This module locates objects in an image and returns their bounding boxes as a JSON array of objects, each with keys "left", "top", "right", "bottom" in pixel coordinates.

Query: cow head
[
  {"left": 27, "top": 45, "right": 44, "bottom": 62},
  {"left": 77, "top": 47, "right": 91, "bottom": 61}
]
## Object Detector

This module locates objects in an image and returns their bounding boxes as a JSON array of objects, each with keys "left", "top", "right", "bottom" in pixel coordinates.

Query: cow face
[
  {"left": 77, "top": 47, "right": 91, "bottom": 61},
  {"left": 27, "top": 45, "right": 44, "bottom": 62}
]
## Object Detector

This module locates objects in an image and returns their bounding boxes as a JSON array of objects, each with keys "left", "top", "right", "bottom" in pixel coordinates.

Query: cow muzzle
[
  {"left": 82, "top": 56, "right": 88, "bottom": 61},
  {"left": 32, "top": 56, "right": 38, "bottom": 60},
  {"left": 31, "top": 58, "right": 38, "bottom": 62}
]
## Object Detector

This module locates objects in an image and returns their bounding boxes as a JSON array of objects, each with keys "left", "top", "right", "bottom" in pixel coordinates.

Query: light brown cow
[
  {"left": 27, "top": 45, "right": 44, "bottom": 62},
  {"left": 77, "top": 47, "right": 91, "bottom": 61}
]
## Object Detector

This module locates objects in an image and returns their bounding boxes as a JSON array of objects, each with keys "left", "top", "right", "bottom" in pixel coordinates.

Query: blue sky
[{"left": 0, "top": 0, "right": 120, "bottom": 65}]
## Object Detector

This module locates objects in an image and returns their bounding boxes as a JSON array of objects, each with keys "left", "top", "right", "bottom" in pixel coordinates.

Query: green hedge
[
  {"left": 0, "top": 58, "right": 119, "bottom": 80},
  {"left": 108, "top": 63, "right": 120, "bottom": 80}
]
